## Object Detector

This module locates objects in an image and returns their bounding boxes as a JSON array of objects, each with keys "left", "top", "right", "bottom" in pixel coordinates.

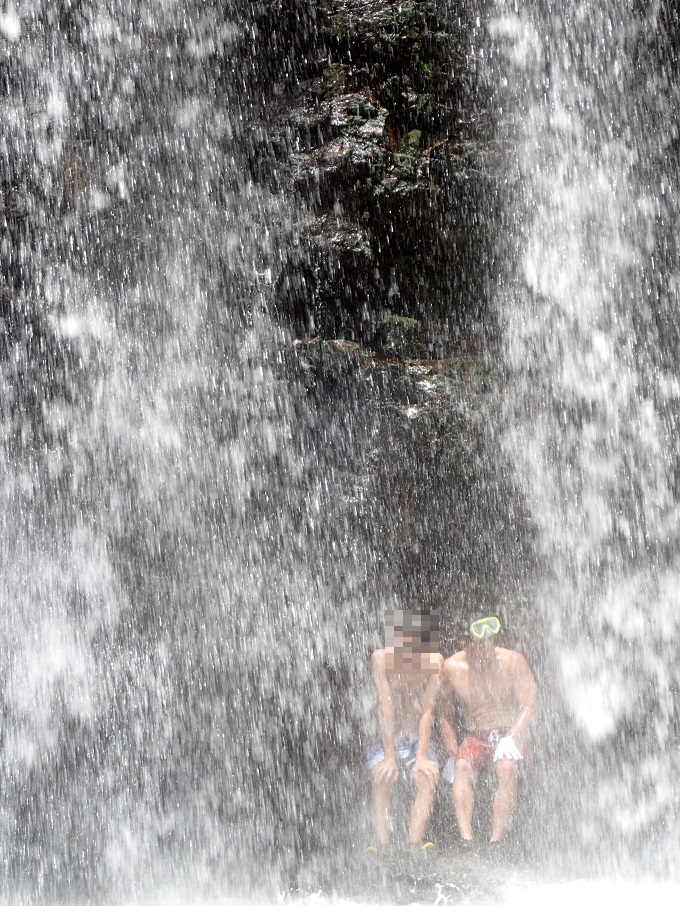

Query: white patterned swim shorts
[{"left": 366, "top": 733, "right": 439, "bottom": 773}]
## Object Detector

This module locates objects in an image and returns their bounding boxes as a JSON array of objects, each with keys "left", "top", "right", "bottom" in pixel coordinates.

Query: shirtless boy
[
  {"left": 368, "top": 609, "right": 443, "bottom": 846},
  {"left": 439, "top": 616, "right": 537, "bottom": 844}
]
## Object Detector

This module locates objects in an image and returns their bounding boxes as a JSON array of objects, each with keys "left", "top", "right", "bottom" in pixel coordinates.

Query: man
[
  {"left": 439, "top": 615, "right": 538, "bottom": 845},
  {"left": 368, "top": 609, "right": 443, "bottom": 847}
]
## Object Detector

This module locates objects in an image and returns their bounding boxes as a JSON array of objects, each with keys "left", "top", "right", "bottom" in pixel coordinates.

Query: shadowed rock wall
[{"left": 270, "top": 0, "right": 499, "bottom": 352}]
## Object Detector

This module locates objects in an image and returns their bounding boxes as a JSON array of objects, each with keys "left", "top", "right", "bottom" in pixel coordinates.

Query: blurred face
[
  {"left": 393, "top": 628, "right": 418, "bottom": 662},
  {"left": 385, "top": 610, "right": 439, "bottom": 657}
]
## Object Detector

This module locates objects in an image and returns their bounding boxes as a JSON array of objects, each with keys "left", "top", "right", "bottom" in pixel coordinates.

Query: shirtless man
[
  {"left": 368, "top": 609, "right": 443, "bottom": 847},
  {"left": 439, "top": 616, "right": 537, "bottom": 844}
]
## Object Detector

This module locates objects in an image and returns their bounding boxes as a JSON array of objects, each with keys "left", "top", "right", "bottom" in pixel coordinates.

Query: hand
[
  {"left": 413, "top": 755, "right": 439, "bottom": 784},
  {"left": 375, "top": 754, "right": 399, "bottom": 784},
  {"left": 493, "top": 735, "right": 522, "bottom": 762}
]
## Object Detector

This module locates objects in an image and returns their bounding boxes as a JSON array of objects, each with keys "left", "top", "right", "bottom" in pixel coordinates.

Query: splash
[{"left": 491, "top": 0, "right": 680, "bottom": 869}]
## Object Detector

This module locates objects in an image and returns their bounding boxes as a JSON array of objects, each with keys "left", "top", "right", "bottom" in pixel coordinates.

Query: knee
[
  {"left": 370, "top": 766, "right": 390, "bottom": 792},
  {"left": 455, "top": 759, "right": 473, "bottom": 782},
  {"left": 495, "top": 760, "right": 519, "bottom": 785},
  {"left": 415, "top": 769, "right": 439, "bottom": 793}
]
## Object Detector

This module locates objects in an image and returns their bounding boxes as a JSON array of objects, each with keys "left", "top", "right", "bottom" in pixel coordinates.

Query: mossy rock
[
  {"left": 402, "top": 129, "right": 422, "bottom": 148},
  {"left": 372, "top": 314, "right": 427, "bottom": 359},
  {"left": 450, "top": 355, "right": 496, "bottom": 393},
  {"left": 292, "top": 339, "right": 367, "bottom": 378},
  {"left": 322, "top": 64, "right": 348, "bottom": 97}
]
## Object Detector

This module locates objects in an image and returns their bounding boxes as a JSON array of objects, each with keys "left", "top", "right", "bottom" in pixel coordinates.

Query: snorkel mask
[{"left": 469, "top": 615, "right": 501, "bottom": 640}]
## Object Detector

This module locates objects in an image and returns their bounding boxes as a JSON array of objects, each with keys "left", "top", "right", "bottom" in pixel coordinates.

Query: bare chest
[
  {"left": 451, "top": 662, "right": 515, "bottom": 710},
  {"left": 386, "top": 673, "right": 429, "bottom": 703}
]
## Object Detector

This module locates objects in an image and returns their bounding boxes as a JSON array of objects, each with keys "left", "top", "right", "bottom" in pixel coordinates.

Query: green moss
[
  {"left": 322, "top": 64, "right": 347, "bottom": 97},
  {"left": 451, "top": 356, "right": 466, "bottom": 376},
  {"left": 395, "top": 2, "right": 418, "bottom": 25},
  {"left": 373, "top": 314, "right": 427, "bottom": 359},
  {"left": 293, "top": 339, "right": 363, "bottom": 378},
  {"left": 350, "top": 98, "right": 371, "bottom": 119}
]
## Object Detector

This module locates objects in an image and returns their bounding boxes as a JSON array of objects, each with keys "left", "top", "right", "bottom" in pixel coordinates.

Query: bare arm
[
  {"left": 415, "top": 667, "right": 441, "bottom": 761},
  {"left": 439, "top": 713, "right": 459, "bottom": 757},
  {"left": 371, "top": 649, "right": 397, "bottom": 762},
  {"left": 411, "top": 657, "right": 442, "bottom": 783},
  {"left": 508, "top": 653, "right": 538, "bottom": 738},
  {"left": 438, "top": 664, "right": 459, "bottom": 755}
]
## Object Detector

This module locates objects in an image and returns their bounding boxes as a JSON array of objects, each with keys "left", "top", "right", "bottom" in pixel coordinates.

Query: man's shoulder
[
  {"left": 444, "top": 651, "right": 467, "bottom": 671},
  {"left": 371, "top": 647, "right": 388, "bottom": 665},
  {"left": 496, "top": 646, "right": 531, "bottom": 671},
  {"left": 412, "top": 652, "right": 444, "bottom": 676},
  {"left": 371, "top": 649, "right": 442, "bottom": 675}
]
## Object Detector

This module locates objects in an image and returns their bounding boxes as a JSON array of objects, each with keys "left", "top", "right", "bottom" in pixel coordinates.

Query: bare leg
[
  {"left": 489, "top": 759, "right": 519, "bottom": 842},
  {"left": 370, "top": 767, "right": 393, "bottom": 846},
  {"left": 452, "top": 759, "right": 475, "bottom": 841},
  {"left": 408, "top": 769, "right": 438, "bottom": 844}
]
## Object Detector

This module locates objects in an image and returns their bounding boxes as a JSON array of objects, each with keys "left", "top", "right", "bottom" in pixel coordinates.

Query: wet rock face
[
  {"left": 288, "top": 334, "right": 535, "bottom": 628},
  {"left": 264, "top": 0, "right": 535, "bottom": 645},
  {"left": 271, "top": 0, "right": 497, "bottom": 351}
]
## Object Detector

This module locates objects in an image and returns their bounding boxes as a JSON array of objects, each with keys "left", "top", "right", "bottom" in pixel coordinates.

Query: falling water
[
  {"left": 0, "top": 1, "right": 373, "bottom": 896},
  {"left": 2, "top": 0, "right": 680, "bottom": 903},
  {"left": 490, "top": 0, "right": 680, "bottom": 873}
]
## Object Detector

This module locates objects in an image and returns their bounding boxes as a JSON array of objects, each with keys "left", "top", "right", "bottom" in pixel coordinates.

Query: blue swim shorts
[{"left": 366, "top": 733, "right": 439, "bottom": 773}]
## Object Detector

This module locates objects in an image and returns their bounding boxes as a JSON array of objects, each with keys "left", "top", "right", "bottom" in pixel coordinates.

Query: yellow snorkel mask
[{"left": 469, "top": 615, "right": 501, "bottom": 640}]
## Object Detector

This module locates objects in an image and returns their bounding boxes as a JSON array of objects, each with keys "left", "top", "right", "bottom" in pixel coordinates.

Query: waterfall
[
  {"left": 0, "top": 1, "right": 375, "bottom": 894},
  {"left": 4, "top": 0, "right": 679, "bottom": 897},
  {"left": 490, "top": 0, "right": 680, "bottom": 870}
]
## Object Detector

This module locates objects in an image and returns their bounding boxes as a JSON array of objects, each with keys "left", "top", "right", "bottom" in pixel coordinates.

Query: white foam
[{"left": 0, "top": 11, "right": 20, "bottom": 42}]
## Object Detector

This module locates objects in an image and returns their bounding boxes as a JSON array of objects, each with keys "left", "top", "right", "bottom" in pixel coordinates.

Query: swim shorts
[
  {"left": 455, "top": 729, "right": 529, "bottom": 770},
  {"left": 366, "top": 733, "right": 439, "bottom": 774}
]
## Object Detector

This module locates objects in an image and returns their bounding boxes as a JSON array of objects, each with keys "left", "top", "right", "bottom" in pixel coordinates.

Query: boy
[
  {"left": 368, "top": 609, "right": 443, "bottom": 846},
  {"left": 439, "top": 616, "right": 537, "bottom": 844}
]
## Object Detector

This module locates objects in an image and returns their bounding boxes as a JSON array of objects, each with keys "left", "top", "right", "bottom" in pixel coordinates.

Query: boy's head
[
  {"left": 385, "top": 609, "right": 440, "bottom": 654},
  {"left": 460, "top": 615, "right": 501, "bottom": 662}
]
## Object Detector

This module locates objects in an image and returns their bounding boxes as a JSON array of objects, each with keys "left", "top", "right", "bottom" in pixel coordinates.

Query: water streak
[{"left": 491, "top": 0, "right": 680, "bottom": 868}]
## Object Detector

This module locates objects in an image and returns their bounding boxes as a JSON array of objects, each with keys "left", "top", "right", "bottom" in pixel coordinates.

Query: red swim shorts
[{"left": 456, "top": 730, "right": 530, "bottom": 769}]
